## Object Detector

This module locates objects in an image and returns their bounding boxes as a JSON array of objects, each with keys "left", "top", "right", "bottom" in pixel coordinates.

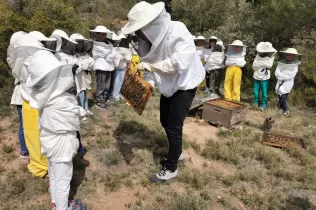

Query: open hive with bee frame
[
  {"left": 262, "top": 132, "right": 306, "bottom": 149},
  {"left": 202, "top": 99, "right": 247, "bottom": 129},
  {"left": 120, "top": 68, "right": 153, "bottom": 115}
]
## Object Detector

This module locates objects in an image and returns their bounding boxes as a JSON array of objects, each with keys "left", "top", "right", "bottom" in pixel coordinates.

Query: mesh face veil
[{"left": 60, "top": 37, "right": 76, "bottom": 55}]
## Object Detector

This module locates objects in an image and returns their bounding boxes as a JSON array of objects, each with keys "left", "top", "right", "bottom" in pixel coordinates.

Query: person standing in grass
[
  {"left": 224, "top": 40, "right": 246, "bottom": 101},
  {"left": 122, "top": 1, "right": 205, "bottom": 183},
  {"left": 204, "top": 39, "right": 225, "bottom": 97},
  {"left": 252, "top": 42, "right": 277, "bottom": 111},
  {"left": 204, "top": 36, "right": 218, "bottom": 94},
  {"left": 26, "top": 50, "right": 86, "bottom": 210},
  {"left": 275, "top": 48, "right": 302, "bottom": 117},
  {"left": 8, "top": 33, "right": 49, "bottom": 177},
  {"left": 7, "top": 31, "right": 29, "bottom": 159}
]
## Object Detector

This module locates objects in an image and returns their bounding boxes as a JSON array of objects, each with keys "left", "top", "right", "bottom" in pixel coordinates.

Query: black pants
[
  {"left": 278, "top": 94, "right": 289, "bottom": 112},
  {"left": 96, "top": 70, "right": 111, "bottom": 102},
  {"left": 109, "top": 69, "right": 117, "bottom": 97},
  {"left": 205, "top": 71, "right": 210, "bottom": 89},
  {"left": 160, "top": 88, "right": 196, "bottom": 172}
]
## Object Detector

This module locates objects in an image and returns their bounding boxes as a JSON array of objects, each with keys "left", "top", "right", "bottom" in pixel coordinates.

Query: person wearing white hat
[
  {"left": 252, "top": 42, "right": 277, "bottom": 111},
  {"left": 275, "top": 48, "right": 302, "bottom": 117},
  {"left": 194, "top": 35, "right": 205, "bottom": 60},
  {"left": 89, "top": 25, "right": 118, "bottom": 109},
  {"left": 122, "top": 1, "right": 205, "bottom": 183},
  {"left": 26, "top": 50, "right": 87, "bottom": 210},
  {"left": 203, "top": 36, "right": 218, "bottom": 93},
  {"left": 7, "top": 31, "right": 29, "bottom": 159},
  {"left": 204, "top": 40, "right": 225, "bottom": 97},
  {"left": 29, "top": 31, "right": 57, "bottom": 51},
  {"left": 70, "top": 33, "right": 94, "bottom": 119},
  {"left": 111, "top": 35, "right": 132, "bottom": 101},
  {"left": 7, "top": 33, "right": 49, "bottom": 177},
  {"left": 224, "top": 40, "right": 247, "bottom": 101}
]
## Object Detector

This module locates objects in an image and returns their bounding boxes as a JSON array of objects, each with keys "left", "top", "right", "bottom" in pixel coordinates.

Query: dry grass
[{"left": 1, "top": 90, "right": 316, "bottom": 209}]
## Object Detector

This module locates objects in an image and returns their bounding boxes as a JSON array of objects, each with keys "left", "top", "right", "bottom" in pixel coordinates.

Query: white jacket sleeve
[
  {"left": 275, "top": 66, "right": 298, "bottom": 80},
  {"left": 151, "top": 22, "right": 195, "bottom": 74}
]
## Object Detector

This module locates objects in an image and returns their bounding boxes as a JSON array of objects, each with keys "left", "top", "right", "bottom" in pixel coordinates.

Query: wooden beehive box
[
  {"left": 202, "top": 99, "right": 247, "bottom": 129},
  {"left": 120, "top": 68, "right": 153, "bottom": 115},
  {"left": 262, "top": 132, "right": 306, "bottom": 149}
]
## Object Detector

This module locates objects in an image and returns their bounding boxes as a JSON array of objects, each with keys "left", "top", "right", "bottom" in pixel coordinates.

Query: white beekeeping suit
[
  {"left": 29, "top": 31, "right": 57, "bottom": 51},
  {"left": 275, "top": 48, "right": 302, "bottom": 95},
  {"left": 225, "top": 40, "right": 247, "bottom": 67},
  {"left": 252, "top": 42, "right": 277, "bottom": 81},
  {"left": 50, "top": 29, "right": 79, "bottom": 66},
  {"left": 7, "top": 31, "right": 27, "bottom": 106},
  {"left": 194, "top": 36, "right": 205, "bottom": 61},
  {"left": 70, "top": 33, "right": 95, "bottom": 94},
  {"left": 7, "top": 34, "right": 48, "bottom": 101},
  {"left": 205, "top": 40, "right": 225, "bottom": 72},
  {"left": 25, "top": 50, "right": 86, "bottom": 210},
  {"left": 122, "top": 4, "right": 205, "bottom": 97}
]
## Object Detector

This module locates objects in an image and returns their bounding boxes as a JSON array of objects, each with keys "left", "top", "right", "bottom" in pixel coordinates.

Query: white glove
[{"left": 137, "top": 62, "right": 152, "bottom": 72}]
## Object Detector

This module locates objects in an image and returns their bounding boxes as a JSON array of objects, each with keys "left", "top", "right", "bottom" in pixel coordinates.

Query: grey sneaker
[{"left": 149, "top": 167, "right": 178, "bottom": 183}]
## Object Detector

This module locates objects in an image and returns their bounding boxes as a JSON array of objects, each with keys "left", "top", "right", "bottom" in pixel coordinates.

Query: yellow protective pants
[
  {"left": 224, "top": 66, "right": 242, "bottom": 101},
  {"left": 198, "top": 59, "right": 206, "bottom": 90},
  {"left": 22, "top": 100, "right": 48, "bottom": 177}
]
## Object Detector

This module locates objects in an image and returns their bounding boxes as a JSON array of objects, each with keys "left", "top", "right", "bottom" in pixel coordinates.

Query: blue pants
[
  {"left": 78, "top": 90, "right": 88, "bottom": 110},
  {"left": 17, "top": 105, "right": 28, "bottom": 153},
  {"left": 112, "top": 68, "right": 126, "bottom": 100},
  {"left": 279, "top": 94, "right": 288, "bottom": 112}
]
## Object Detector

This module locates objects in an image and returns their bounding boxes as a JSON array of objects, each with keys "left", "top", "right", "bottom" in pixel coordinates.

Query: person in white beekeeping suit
[
  {"left": 25, "top": 50, "right": 87, "bottom": 210},
  {"left": 252, "top": 42, "right": 277, "bottom": 111},
  {"left": 121, "top": 1, "right": 205, "bottom": 183},
  {"left": 7, "top": 33, "right": 49, "bottom": 177},
  {"left": 205, "top": 39, "right": 226, "bottom": 97},
  {"left": 50, "top": 29, "right": 80, "bottom": 96},
  {"left": 7, "top": 31, "right": 29, "bottom": 158},
  {"left": 90, "top": 26, "right": 118, "bottom": 109},
  {"left": 29, "top": 30, "right": 58, "bottom": 52},
  {"left": 111, "top": 34, "right": 132, "bottom": 101},
  {"left": 203, "top": 36, "right": 218, "bottom": 93},
  {"left": 275, "top": 48, "right": 302, "bottom": 117},
  {"left": 194, "top": 35, "right": 205, "bottom": 61},
  {"left": 70, "top": 33, "right": 94, "bottom": 119}
]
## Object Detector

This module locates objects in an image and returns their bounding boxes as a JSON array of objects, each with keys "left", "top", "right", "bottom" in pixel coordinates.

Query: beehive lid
[{"left": 206, "top": 99, "right": 246, "bottom": 110}]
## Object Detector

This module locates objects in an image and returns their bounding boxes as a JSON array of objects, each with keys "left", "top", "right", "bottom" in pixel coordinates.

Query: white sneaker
[
  {"left": 149, "top": 167, "right": 178, "bottom": 183},
  {"left": 178, "top": 153, "right": 184, "bottom": 161},
  {"left": 204, "top": 88, "right": 210, "bottom": 93},
  {"left": 86, "top": 110, "right": 93, "bottom": 116},
  {"left": 81, "top": 117, "right": 87, "bottom": 121},
  {"left": 210, "top": 93, "right": 218, "bottom": 98}
]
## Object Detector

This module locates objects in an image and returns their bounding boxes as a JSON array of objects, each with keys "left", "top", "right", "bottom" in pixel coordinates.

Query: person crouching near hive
[
  {"left": 275, "top": 48, "right": 302, "bottom": 117},
  {"left": 252, "top": 42, "right": 277, "bottom": 111},
  {"left": 224, "top": 40, "right": 247, "bottom": 101},
  {"left": 8, "top": 32, "right": 49, "bottom": 177},
  {"left": 26, "top": 50, "right": 86, "bottom": 210},
  {"left": 70, "top": 33, "right": 95, "bottom": 120},
  {"left": 121, "top": 1, "right": 205, "bottom": 183}
]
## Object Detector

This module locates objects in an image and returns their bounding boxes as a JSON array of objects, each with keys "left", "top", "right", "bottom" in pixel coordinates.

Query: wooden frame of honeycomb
[
  {"left": 120, "top": 68, "right": 153, "bottom": 115},
  {"left": 207, "top": 99, "right": 244, "bottom": 110},
  {"left": 262, "top": 132, "right": 306, "bottom": 149}
]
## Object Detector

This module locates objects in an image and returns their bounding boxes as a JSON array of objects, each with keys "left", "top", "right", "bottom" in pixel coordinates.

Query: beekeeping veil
[
  {"left": 26, "top": 50, "right": 74, "bottom": 109},
  {"left": 50, "top": 29, "right": 77, "bottom": 55},
  {"left": 226, "top": 40, "right": 246, "bottom": 56},
  {"left": 278, "top": 48, "right": 302, "bottom": 64},
  {"left": 89, "top": 25, "right": 112, "bottom": 42},
  {"left": 29, "top": 31, "right": 57, "bottom": 52}
]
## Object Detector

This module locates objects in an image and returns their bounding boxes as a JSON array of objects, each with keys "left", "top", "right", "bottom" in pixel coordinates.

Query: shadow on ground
[
  {"left": 69, "top": 154, "right": 89, "bottom": 200},
  {"left": 113, "top": 120, "right": 168, "bottom": 164},
  {"left": 282, "top": 196, "right": 316, "bottom": 210}
]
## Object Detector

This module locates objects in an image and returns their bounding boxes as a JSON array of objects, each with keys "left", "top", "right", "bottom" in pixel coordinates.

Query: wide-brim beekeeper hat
[
  {"left": 280, "top": 48, "right": 302, "bottom": 55},
  {"left": 228, "top": 40, "right": 246, "bottom": 47},
  {"left": 209, "top": 36, "right": 218, "bottom": 41},
  {"left": 29, "top": 31, "right": 57, "bottom": 42},
  {"left": 195, "top": 36, "right": 205, "bottom": 40},
  {"left": 26, "top": 50, "right": 64, "bottom": 87},
  {"left": 51, "top": 29, "right": 77, "bottom": 44},
  {"left": 89, "top": 25, "right": 112, "bottom": 34},
  {"left": 121, "top": 1, "right": 165, "bottom": 35},
  {"left": 70, "top": 33, "right": 88, "bottom": 41},
  {"left": 256, "top": 42, "right": 277, "bottom": 53}
]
